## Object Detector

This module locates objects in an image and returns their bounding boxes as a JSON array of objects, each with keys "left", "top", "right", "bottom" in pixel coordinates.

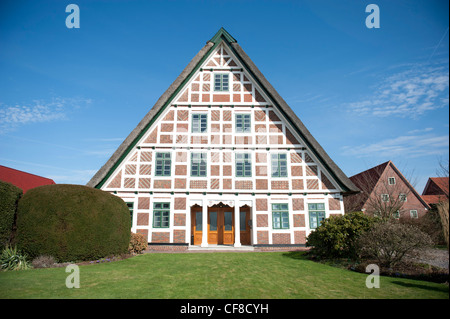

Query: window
[
  {"left": 214, "top": 73, "right": 229, "bottom": 91},
  {"left": 236, "top": 153, "right": 252, "bottom": 177},
  {"left": 192, "top": 113, "right": 207, "bottom": 133},
  {"left": 191, "top": 152, "right": 207, "bottom": 177},
  {"left": 381, "top": 194, "right": 389, "bottom": 202},
  {"left": 126, "top": 202, "right": 134, "bottom": 224},
  {"left": 388, "top": 177, "right": 396, "bottom": 185},
  {"left": 155, "top": 152, "right": 171, "bottom": 176},
  {"left": 309, "top": 203, "right": 326, "bottom": 229},
  {"left": 393, "top": 210, "right": 400, "bottom": 219},
  {"left": 272, "top": 204, "right": 289, "bottom": 229},
  {"left": 235, "top": 114, "right": 251, "bottom": 133},
  {"left": 399, "top": 194, "right": 407, "bottom": 202},
  {"left": 410, "top": 210, "right": 418, "bottom": 219},
  {"left": 153, "top": 202, "right": 170, "bottom": 228},
  {"left": 271, "top": 154, "right": 288, "bottom": 177}
]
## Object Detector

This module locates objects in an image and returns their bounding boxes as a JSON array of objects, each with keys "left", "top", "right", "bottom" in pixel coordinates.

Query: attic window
[
  {"left": 214, "top": 74, "right": 229, "bottom": 91},
  {"left": 192, "top": 113, "right": 207, "bottom": 133},
  {"left": 388, "top": 177, "right": 396, "bottom": 185}
]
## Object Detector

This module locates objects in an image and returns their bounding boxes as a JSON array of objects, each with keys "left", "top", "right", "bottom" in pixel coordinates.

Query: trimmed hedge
[
  {"left": 16, "top": 184, "right": 131, "bottom": 262},
  {"left": 0, "top": 180, "right": 23, "bottom": 248}
]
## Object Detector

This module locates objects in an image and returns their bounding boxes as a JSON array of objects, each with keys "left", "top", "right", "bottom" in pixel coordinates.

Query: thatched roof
[{"left": 87, "top": 28, "right": 359, "bottom": 194}]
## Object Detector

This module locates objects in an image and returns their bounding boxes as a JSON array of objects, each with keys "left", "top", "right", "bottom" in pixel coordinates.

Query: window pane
[
  {"left": 210, "top": 212, "right": 217, "bottom": 231},
  {"left": 273, "top": 213, "right": 281, "bottom": 228},
  {"left": 154, "top": 213, "right": 161, "bottom": 227},
  {"left": 222, "top": 74, "right": 229, "bottom": 84},
  {"left": 162, "top": 212, "right": 169, "bottom": 227},
  {"left": 240, "top": 211, "right": 246, "bottom": 231},
  {"left": 224, "top": 211, "right": 232, "bottom": 231},
  {"left": 195, "top": 212, "right": 202, "bottom": 231}
]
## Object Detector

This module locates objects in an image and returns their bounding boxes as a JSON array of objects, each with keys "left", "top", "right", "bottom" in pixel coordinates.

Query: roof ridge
[{"left": 208, "top": 27, "right": 237, "bottom": 44}]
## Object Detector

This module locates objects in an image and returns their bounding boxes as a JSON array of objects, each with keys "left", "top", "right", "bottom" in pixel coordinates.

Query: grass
[{"left": 0, "top": 252, "right": 448, "bottom": 299}]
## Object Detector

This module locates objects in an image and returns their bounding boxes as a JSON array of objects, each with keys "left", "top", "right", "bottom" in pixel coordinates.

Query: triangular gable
[
  {"left": 87, "top": 28, "right": 358, "bottom": 194},
  {"left": 348, "top": 161, "right": 429, "bottom": 210},
  {"left": 173, "top": 42, "right": 268, "bottom": 105},
  {"left": 386, "top": 161, "right": 430, "bottom": 209}
]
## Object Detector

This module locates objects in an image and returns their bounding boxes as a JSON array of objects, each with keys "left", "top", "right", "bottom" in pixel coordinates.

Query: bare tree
[{"left": 436, "top": 158, "right": 449, "bottom": 249}]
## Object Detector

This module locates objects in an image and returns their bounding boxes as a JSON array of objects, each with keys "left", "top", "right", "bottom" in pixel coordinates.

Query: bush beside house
[
  {"left": 0, "top": 180, "right": 23, "bottom": 248},
  {"left": 15, "top": 184, "right": 131, "bottom": 262},
  {"left": 306, "top": 211, "right": 377, "bottom": 259},
  {"left": 356, "top": 221, "right": 433, "bottom": 268}
]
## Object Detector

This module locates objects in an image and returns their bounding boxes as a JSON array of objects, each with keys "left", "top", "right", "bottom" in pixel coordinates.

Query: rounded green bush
[
  {"left": 306, "top": 211, "right": 377, "bottom": 259},
  {"left": 0, "top": 180, "right": 23, "bottom": 248},
  {"left": 16, "top": 184, "right": 131, "bottom": 262}
]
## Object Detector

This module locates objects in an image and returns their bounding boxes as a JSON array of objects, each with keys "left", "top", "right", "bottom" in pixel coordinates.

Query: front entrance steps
[{"left": 188, "top": 244, "right": 255, "bottom": 252}]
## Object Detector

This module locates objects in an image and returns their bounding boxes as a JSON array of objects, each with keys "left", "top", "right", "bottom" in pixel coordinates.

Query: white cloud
[
  {"left": 0, "top": 97, "right": 92, "bottom": 133},
  {"left": 346, "top": 63, "right": 449, "bottom": 118},
  {"left": 342, "top": 133, "right": 449, "bottom": 159},
  {"left": 407, "top": 127, "right": 433, "bottom": 134}
]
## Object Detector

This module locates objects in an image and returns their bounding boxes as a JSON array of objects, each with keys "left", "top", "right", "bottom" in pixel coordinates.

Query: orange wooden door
[
  {"left": 208, "top": 211, "right": 219, "bottom": 244},
  {"left": 191, "top": 209, "right": 203, "bottom": 245},
  {"left": 240, "top": 208, "right": 251, "bottom": 245},
  {"left": 208, "top": 208, "right": 234, "bottom": 245},
  {"left": 222, "top": 210, "right": 234, "bottom": 245}
]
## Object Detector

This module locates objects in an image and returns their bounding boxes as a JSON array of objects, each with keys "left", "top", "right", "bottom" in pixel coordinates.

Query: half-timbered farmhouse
[{"left": 87, "top": 28, "right": 359, "bottom": 250}]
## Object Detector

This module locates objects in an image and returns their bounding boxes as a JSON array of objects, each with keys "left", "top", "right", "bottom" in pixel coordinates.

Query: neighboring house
[
  {"left": 0, "top": 165, "right": 55, "bottom": 194},
  {"left": 87, "top": 28, "right": 359, "bottom": 250},
  {"left": 344, "top": 161, "right": 429, "bottom": 219},
  {"left": 422, "top": 177, "right": 449, "bottom": 207}
]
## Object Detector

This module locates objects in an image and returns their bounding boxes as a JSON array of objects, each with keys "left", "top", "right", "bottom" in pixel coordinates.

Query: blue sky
[{"left": 0, "top": 0, "right": 448, "bottom": 193}]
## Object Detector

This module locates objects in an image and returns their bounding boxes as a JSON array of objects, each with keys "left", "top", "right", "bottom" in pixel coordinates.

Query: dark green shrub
[
  {"left": 306, "top": 211, "right": 377, "bottom": 259},
  {"left": 0, "top": 180, "right": 23, "bottom": 248},
  {"left": 16, "top": 184, "right": 131, "bottom": 262}
]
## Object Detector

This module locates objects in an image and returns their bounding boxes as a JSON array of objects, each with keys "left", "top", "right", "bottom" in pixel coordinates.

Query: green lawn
[{"left": 0, "top": 252, "right": 448, "bottom": 299}]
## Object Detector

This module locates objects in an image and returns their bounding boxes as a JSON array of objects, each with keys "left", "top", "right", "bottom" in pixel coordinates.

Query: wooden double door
[{"left": 191, "top": 206, "right": 251, "bottom": 246}]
